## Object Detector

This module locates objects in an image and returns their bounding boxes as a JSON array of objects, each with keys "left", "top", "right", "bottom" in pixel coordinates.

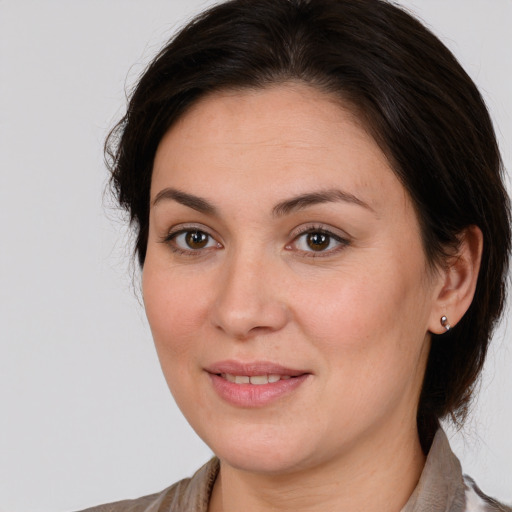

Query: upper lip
[{"left": 205, "top": 360, "right": 309, "bottom": 377}]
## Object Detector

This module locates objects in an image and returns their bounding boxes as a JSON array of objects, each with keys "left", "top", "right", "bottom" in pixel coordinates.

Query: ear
[{"left": 428, "top": 225, "right": 483, "bottom": 334}]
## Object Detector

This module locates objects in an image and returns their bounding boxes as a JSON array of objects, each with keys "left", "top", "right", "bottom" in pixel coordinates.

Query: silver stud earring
[{"left": 441, "top": 316, "right": 451, "bottom": 331}]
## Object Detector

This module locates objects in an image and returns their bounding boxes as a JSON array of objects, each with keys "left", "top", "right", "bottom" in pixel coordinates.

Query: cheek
[
  {"left": 290, "top": 268, "right": 396, "bottom": 344},
  {"left": 293, "top": 271, "right": 430, "bottom": 431},
  {"left": 142, "top": 264, "right": 216, "bottom": 411},
  {"left": 290, "top": 254, "right": 432, "bottom": 374},
  {"left": 142, "top": 263, "right": 211, "bottom": 360}
]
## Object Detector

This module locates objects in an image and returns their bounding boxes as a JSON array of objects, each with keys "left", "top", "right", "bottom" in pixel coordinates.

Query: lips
[
  {"left": 205, "top": 360, "right": 310, "bottom": 407},
  {"left": 222, "top": 373, "right": 291, "bottom": 384},
  {"left": 206, "top": 360, "right": 307, "bottom": 377}
]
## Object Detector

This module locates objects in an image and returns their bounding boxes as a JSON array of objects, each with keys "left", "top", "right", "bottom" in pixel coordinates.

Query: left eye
[
  {"left": 171, "top": 230, "right": 219, "bottom": 251},
  {"left": 292, "top": 231, "right": 346, "bottom": 253}
]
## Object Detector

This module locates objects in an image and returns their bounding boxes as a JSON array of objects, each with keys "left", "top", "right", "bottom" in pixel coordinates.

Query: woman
[{"left": 84, "top": 0, "right": 511, "bottom": 510}]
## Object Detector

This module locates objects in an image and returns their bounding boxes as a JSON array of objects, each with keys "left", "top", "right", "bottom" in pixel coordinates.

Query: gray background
[{"left": 1, "top": 1, "right": 511, "bottom": 510}]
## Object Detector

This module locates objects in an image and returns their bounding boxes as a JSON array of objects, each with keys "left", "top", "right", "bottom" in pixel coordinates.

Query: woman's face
[{"left": 143, "top": 84, "right": 444, "bottom": 474}]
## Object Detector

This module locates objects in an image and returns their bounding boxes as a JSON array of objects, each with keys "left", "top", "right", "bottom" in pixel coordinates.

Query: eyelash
[
  {"left": 287, "top": 224, "right": 351, "bottom": 257},
  {"left": 162, "top": 225, "right": 222, "bottom": 256},
  {"left": 161, "top": 224, "right": 350, "bottom": 257}
]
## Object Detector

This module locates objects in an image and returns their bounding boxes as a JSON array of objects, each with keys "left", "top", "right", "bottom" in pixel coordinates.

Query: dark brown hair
[{"left": 106, "top": 0, "right": 510, "bottom": 450}]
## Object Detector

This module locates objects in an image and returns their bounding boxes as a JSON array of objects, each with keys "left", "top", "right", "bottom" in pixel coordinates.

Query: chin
[
  {"left": 197, "top": 422, "right": 327, "bottom": 475},
  {"left": 217, "top": 444, "right": 310, "bottom": 475}
]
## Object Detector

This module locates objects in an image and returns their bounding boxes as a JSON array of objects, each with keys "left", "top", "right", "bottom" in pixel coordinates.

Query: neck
[{"left": 208, "top": 422, "right": 426, "bottom": 512}]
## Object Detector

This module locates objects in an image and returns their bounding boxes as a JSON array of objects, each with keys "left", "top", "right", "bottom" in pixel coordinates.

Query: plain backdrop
[{"left": 1, "top": 1, "right": 511, "bottom": 511}]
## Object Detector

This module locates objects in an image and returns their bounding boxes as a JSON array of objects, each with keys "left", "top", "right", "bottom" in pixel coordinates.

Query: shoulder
[
  {"left": 76, "top": 458, "right": 219, "bottom": 512},
  {"left": 403, "top": 429, "right": 511, "bottom": 512},
  {"left": 75, "top": 482, "right": 179, "bottom": 512},
  {"left": 463, "top": 475, "right": 512, "bottom": 512},
  {"left": 76, "top": 479, "right": 188, "bottom": 512}
]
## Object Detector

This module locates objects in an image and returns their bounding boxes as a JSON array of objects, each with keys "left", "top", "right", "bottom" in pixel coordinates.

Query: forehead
[
  {"left": 151, "top": 83, "right": 409, "bottom": 215},
  {"left": 159, "top": 83, "right": 373, "bottom": 156}
]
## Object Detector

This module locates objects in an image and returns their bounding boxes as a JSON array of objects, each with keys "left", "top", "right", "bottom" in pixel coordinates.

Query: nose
[{"left": 210, "top": 252, "right": 290, "bottom": 340}]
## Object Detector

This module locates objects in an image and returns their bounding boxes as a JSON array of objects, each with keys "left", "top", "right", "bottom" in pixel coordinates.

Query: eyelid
[
  {"left": 286, "top": 223, "right": 352, "bottom": 256},
  {"left": 164, "top": 222, "right": 210, "bottom": 237},
  {"left": 161, "top": 223, "right": 223, "bottom": 254},
  {"left": 288, "top": 222, "right": 352, "bottom": 242}
]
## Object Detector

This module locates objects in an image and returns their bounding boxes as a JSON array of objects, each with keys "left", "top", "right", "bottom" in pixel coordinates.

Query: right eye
[{"left": 165, "top": 229, "right": 222, "bottom": 254}]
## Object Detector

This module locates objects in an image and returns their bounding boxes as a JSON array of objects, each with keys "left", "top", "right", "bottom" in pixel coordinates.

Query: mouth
[
  {"left": 220, "top": 373, "right": 293, "bottom": 385},
  {"left": 205, "top": 360, "right": 308, "bottom": 380},
  {"left": 205, "top": 361, "right": 310, "bottom": 407}
]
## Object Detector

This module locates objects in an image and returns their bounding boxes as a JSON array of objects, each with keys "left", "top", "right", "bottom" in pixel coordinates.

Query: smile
[
  {"left": 206, "top": 361, "right": 310, "bottom": 407},
  {"left": 221, "top": 373, "right": 292, "bottom": 384}
]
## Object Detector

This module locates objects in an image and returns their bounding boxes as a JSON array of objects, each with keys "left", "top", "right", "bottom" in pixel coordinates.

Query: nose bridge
[{"left": 211, "top": 244, "right": 288, "bottom": 339}]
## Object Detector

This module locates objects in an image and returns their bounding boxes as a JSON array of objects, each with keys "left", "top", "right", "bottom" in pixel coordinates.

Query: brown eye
[
  {"left": 167, "top": 229, "right": 220, "bottom": 253},
  {"left": 306, "top": 232, "right": 330, "bottom": 251},
  {"left": 290, "top": 228, "right": 349, "bottom": 256},
  {"left": 185, "top": 230, "right": 209, "bottom": 249}
]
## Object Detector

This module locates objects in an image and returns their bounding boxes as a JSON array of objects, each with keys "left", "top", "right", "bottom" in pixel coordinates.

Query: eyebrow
[
  {"left": 151, "top": 187, "right": 373, "bottom": 217},
  {"left": 272, "top": 189, "right": 374, "bottom": 217},
  {"left": 152, "top": 188, "right": 217, "bottom": 215}
]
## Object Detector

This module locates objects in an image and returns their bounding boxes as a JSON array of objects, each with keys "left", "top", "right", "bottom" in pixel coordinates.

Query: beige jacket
[{"left": 80, "top": 430, "right": 511, "bottom": 512}]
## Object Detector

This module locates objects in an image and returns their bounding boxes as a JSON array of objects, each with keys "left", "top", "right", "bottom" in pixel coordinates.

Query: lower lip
[{"left": 208, "top": 373, "right": 309, "bottom": 407}]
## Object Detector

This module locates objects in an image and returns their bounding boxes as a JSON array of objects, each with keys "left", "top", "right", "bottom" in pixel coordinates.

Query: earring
[{"left": 440, "top": 315, "right": 451, "bottom": 331}]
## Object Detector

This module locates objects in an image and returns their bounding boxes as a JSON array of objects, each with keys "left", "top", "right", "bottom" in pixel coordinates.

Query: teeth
[
  {"left": 249, "top": 375, "right": 268, "bottom": 385},
  {"left": 221, "top": 373, "right": 292, "bottom": 384}
]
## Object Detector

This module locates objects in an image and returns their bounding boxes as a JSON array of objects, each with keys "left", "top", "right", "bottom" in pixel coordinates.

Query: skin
[{"left": 142, "top": 84, "right": 482, "bottom": 512}]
